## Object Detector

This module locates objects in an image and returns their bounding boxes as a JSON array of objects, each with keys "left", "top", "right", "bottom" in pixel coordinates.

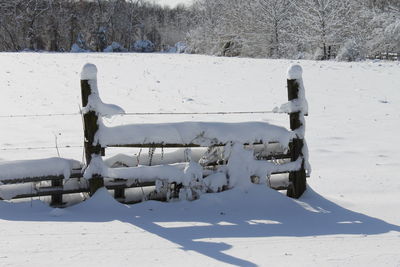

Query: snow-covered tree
[
  {"left": 256, "top": 0, "right": 293, "bottom": 58},
  {"left": 294, "top": 0, "right": 356, "bottom": 60}
]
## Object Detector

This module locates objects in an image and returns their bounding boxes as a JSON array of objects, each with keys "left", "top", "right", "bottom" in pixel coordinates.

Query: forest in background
[{"left": 0, "top": 0, "right": 399, "bottom": 61}]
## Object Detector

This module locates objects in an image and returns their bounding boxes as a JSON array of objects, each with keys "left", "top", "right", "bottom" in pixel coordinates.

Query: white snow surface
[{"left": 0, "top": 53, "right": 400, "bottom": 266}]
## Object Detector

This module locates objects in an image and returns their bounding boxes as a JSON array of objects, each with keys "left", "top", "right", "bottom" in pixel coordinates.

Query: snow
[
  {"left": 104, "top": 148, "right": 206, "bottom": 167},
  {"left": 97, "top": 121, "right": 294, "bottom": 147},
  {"left": 287, "top": 64, "right": 303, "bottom": 79},
  {"left": 70, "top": 43, "right": 90, "bottom": 53},
  {"left": 153, "top": 0, "right": 194, "bottom": 8},
  {"left": 84, "top": 154, "right": 187, "bottom": 183},
  {"left": 81, "top": 63, "right": 125, "bottom": 118},
  {"left": 103, "top": 42, "right": 128, "bottom": 53},
  {"left": 132, "top": 40, "right": 155, "bottom": 53},
  {"left": 0, "top": 53, "right": 400, "bottom": 266},
  {"left": 274, "top": 64, "right": 309, "bottom": 115},
  {"left": 80, "top": 63, "right": 98, "bottom": 80},
  {"left": 0, "top": 157, "right": 81, "bottom": 183}
]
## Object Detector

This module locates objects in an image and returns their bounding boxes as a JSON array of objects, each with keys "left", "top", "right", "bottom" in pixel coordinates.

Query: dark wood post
[
  {"left": 114, "top": 180, "right": 126, "bottom": 202},
  {"left": 81, "top": 67, "right": 104, "bottom": 195},
  {"left": 50, "top": 177, "right": 63, "bottom": 206},
  {"left": 286, "top": 69, "right": 307, "bottom": 199}
]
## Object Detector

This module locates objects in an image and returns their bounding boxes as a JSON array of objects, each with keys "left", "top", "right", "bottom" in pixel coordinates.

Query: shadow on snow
[{"left": 1, "top": 185, "right": 399, "bottom": 267}]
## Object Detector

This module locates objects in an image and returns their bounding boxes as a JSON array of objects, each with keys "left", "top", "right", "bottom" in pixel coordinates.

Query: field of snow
[
  {"left": 151, "top": 0, "right": 193, "bottom": 8},
  {"left": 0, "top": 53, "right": 399, "bottom": 266}
]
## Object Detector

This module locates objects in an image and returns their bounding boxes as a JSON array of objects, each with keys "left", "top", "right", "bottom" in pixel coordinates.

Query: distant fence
[
  {"left": 368, "top": 52, "right": 399, "bottom": 61},
  {"left": 0, "top": 63, "right": 310, "bottom": 206}
]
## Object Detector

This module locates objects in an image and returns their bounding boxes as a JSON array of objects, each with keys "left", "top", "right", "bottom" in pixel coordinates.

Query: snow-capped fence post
[
  {"left": 81, "top": 64, "right": 104, "bottom": 195},
  {"left": 286, "top": 65, "right": 307, "bottom": 198}
]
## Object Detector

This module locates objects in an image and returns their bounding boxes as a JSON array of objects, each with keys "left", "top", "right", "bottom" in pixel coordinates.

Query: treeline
[
  {"left": 0, "top": 0, "right": 194, "bottom": 52},
  {"left": 186, "top": 0, "right": 400, "bottom": 60},
  {"left": 0, "top": 0, "right": 399, "bottom": 61}
]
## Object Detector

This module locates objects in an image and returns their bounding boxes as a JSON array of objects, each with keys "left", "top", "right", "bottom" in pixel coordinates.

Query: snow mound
[{"left": 69, "top": 187, "right": 128, "bottom": 213}]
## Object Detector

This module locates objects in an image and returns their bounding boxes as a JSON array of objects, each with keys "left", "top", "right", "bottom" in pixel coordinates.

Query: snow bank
[
  {"left": 96, "top": 121, "right": 294, "bottom": 148},
  {"left": 81, "top": 63, "right": 125, "bottom": 118},
  {"left": 0, "top": 158, "right": 81, "bottom": 183}
]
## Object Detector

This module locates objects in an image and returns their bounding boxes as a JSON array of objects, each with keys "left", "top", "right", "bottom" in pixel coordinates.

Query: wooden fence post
[
  {"left": 286, "top": 65, "right": 307, "bottom": 199},
  {"left": 50, "top": 177, "right": 63, "bottom": 206},
  {"left": 81, "top": 64, "right": 104, "bottom": 195}
]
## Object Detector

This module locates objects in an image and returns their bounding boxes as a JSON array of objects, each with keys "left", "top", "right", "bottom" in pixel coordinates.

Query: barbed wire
[
  {"left": 0, "top": 110, "right": 280, "bottom": 118},
  {"left": 0, "top": 109, "right": 283, "bottom": 151},
  {"left": 0, "top": 145, "right": 83, "bottom": 151},
  {"left": 0, "top": 113, "right": 80, "bottom": 118},
  {"left": 122, "top": 110, "right": 278, "bottom": 115}
]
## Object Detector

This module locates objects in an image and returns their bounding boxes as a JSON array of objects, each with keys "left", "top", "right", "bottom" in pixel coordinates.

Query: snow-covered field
[
  {"left": 0, "top": 53, "right": 399, "bottom": 266},
  {"left": 151, "top": 0, "right": 193, "bottom": 7}
]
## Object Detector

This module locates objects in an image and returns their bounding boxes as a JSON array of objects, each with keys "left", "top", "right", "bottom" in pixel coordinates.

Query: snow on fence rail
[{"left": 0, "top": 63, "right": 310, "bottom": 206}]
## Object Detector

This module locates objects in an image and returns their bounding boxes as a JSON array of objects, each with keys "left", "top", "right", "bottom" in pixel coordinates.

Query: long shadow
[{"left": 1, "top": 185, "right": 399, "bottom": 267}]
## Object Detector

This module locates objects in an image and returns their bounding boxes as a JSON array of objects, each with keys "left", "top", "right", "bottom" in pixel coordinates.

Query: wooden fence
[
  {"left": 368, "top": 52, "right": 399, "bottom": 61},
  {"left": 0, "top": 64, "right": 309, "bottom": 206}
]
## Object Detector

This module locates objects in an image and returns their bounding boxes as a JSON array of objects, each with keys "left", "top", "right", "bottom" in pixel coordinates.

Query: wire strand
[
  {"left": 0, "top": 113, "right": 80, "bottom": 118},
  {"left": 0, "top": 110, "right": 281, "bottom": 118},
  {"left": 0, "top": 145, "right": 83, "bottom": 151},
  {"left": 122, "top": 110, "right": 278, "bottom": 116}
]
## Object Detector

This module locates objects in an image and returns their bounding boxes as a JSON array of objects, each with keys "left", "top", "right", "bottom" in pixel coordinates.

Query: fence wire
[
  {"left": 0, "top": 109, "right": 283, "bottom": 151},
  {"left": 0, "top": 113, "right": 80, "bottom": 118},
  {"left": 0, "top": 145, "right": 83, "bottom": 151},
  {"left": 0, "top": 110, "right": 279, "bottom": 118}
]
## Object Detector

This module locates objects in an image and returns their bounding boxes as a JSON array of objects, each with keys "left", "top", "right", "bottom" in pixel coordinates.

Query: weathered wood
[
  {"left": 113, "top": 179, "right": 126, "bottom": 200},
  {"left": 107, "top": 141, "right": 280, "bottom": 148},
  {"left": 286, "top": 78, "right": 307, "bottom": 199},
  {"left": 9, "top": 181, "right": 156, "bottom": 200},
  {"left": 81, "top": 79, "right": 104, "bottom": 195},
  {"left": 50, "top": 177, "right": 63, "bottom": 206},
  {"left": 0, "top": 173, "right": 82, "bottom": 185}
]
